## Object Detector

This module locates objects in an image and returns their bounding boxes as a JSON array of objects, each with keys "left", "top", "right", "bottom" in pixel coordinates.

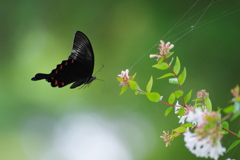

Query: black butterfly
[{"left": 31, "top": 31, "right": 96, "bottom": 89}]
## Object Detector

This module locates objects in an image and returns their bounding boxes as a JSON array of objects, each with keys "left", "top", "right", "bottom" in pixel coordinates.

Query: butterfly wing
[
  {"left": 31, "top": 31, "right": 95, "bottom": 89},
  {"left": 68, "top": 31, "right": 95, "bottom": 88}
]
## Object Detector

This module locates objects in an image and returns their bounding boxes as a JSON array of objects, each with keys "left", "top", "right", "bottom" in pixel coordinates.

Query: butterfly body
[{"left": 31, "top": 31, "right": 95, "bottom": 89}]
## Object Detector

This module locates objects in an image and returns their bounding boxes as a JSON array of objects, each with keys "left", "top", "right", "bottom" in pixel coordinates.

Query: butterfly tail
[{"left": 31, "top": 73, "right": 50, "bottom": 81}]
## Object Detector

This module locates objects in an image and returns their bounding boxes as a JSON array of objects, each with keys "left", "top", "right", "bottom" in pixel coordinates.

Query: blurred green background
[{"left": 1, "top": 0, "right": 240, "bottom": 159}]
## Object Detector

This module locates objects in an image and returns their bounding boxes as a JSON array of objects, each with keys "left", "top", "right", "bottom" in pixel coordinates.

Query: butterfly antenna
[
  {"left": 96, "top": 78, "right": 105, "bottom": 93},
  {"left": 94, "top": 65, "right": 104, "bottom": 76}
]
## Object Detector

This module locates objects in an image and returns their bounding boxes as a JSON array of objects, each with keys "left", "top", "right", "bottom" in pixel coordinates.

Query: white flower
[
  {"left": 118, "top": 69, "right": 130, "bottom": 80},
  {"left": 184, "top": 108, "right": 226, "bottom": 160},
  {"left": 186, "top": 107, "right": 204, "bottom": 125},
  {"left": 174, "top": 102, "right": 195, "bottom": 124},
  {"left": 184, "top": 130, "right": 226, "bottom": 160},
  {"left": 175, "top": 101, "right": 187, "bottom": 124}
]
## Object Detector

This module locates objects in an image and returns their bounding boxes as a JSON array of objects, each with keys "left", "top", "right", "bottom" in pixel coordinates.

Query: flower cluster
[
  {"left": 175, "top": 102, "right": 195, "bottom": 124},
  {"left": 160, "top": 131, "right": 174, "bottom": 147},
  {"left": 197, "top": 89, "right": 208, "bottom": 99},
  {"left": 117, "top": 69, "right": 131, "bottom": 86},
  {"left": 117, "top": 40, "right": 239, "bottom": 160},
  {"left": 184, "top": 108, "right": 226, "bottom": 160},
  {"left": 149, "top": 40, "right": 174, "bottom": 61}
]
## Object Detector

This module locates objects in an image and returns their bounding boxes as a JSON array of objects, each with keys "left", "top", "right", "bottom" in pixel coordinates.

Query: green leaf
[
  {"left": 134, "top": 90, "right": 139, "bottom": 95},
  {"left": 169, "top": 78, "right": 178, "bottom": 84},
  {"left": 226, "top": 139, "right": 240, "bottom": 153},
  {"left": 157, "top": 73, "right": 175, "bottom": 79},
  {"left": 184, "top": 90, "right": 192, "bottom": 104},
  {"left": 182, "top": 123, "right": 194, "bottom": 128},
  {"left": 173, "top": 57, "right": 181, "bottom": 75},
  {"left": 238, "top": 130, "right": 240, "bottom": 138},
  {"left": 193, "top": 103, "right": 203, "bottom": 107},
  {"left": 221, "top": 121, "right": 229, "bottom": 134},
  {"left": 145, "top": 92, "right": 161, "bottom": 102},
  {"left": 152, "top": 62, "right": 169, "bottom": 70},
  {"left": 119, "top": 86, "right": 128, "bottom": 95},
  {"left": 166, "top": 52, "right": 174, "bottom": 58},
  {"left": 204, "top": 95, "right": 212, "bottom": 111},
  {"left": 128, "top": 80, "right": 138, "bottom": 90},
  {"left": 192, "top": 98, "right": 202, "bottom": 102},
  {"left": 165, "top": 107, "right": 173, "bottom": 116},
  {"left": 230, "top": 110, "right": 240, "bottom": 121},
  {"left": 116, "top": 77, "right": 122, "bottom": 82},
  {"left": 174, "top": 90, "right": 184, "bottom": 98},
  {"left": 146, "top": 76, "right": 153, "bottom": 93},
  {"left": 168, "top": 93, "right": 175, "bottom": 104},
  {"left": 172, "top": 133, "right": 181, "bottom": 138},
  {"left": 223, "top": 105, "right": 235, "bottom": 114},
  {"left": 178, "top": 67, "right": 187, "bottom": 85},
  {"left": 130, "top": 73, "right": 137, "bottom": 81},
  {"left": 173, "top": 126, "right": 186, "bottom": 133},
  {"left": 157, "top": 57, "right": 164, "bottom": 64},
  {"left": 178, "top": 107, "right": 185, "bottom": 118}
]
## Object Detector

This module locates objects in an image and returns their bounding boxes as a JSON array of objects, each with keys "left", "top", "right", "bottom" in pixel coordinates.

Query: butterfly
[{"left": 31, "top": 31, "right": 96, "bottom": 89}]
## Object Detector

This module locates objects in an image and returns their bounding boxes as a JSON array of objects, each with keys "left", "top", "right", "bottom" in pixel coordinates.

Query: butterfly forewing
[{"left": 69, "top": 31, "right": 94, "bottom": 73}]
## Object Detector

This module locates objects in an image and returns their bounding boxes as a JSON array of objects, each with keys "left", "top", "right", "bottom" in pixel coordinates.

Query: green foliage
[
  {"left": 130, "top": 73, "right": 137, "bottom": 80},
  {"left": 174, "top": 90, "right": 184, "bottom": 98},
  {"left": 157, "top": 57, "right": 164, "bottom": 64},
  {"left": 226, "top": 139, "right": 240, "bottom": 153},
  {"left": 230, "top": 110, "right": 240, "bottom": 121},
  {"left": 238, "top": 130, "right": 240, "bottom": 138},
  {"left": 221, "top": 121, "right": 229, "bottom": 134},
  {"left": 120, "top": 86, "right": 128, "bottom": 95},
  {"left": 134, "top": 90, "right": 139, "bottom": 95},
  {"left": 173, "top": 56, "right": 180, "bottom": 74},
  {"left": 178, "top": 67, "right": 186, "bottom": 85},
  {"left": 223, "top": 105, "right": 235, "bottom": 114},
  {"left": 166, "top": 52, "right": 174, "bottom": 58},
  {"left": 168, "top": 93, "right": 175, "bottom": 104},
  {"left": 184, "top": 90, "right": 192, "bottom": 104},
  {"left": 192, "top": 98, "right": 202, "bottom": 101},
  {"left": 173, "top": 126, "right": 186, "bottom": 133},
  {"left": 169, "top": 78, "right": 178, "bottom": 84},
  {"left": 146, "top": 76, "right": 153, "bottom": 92},
  {"left": 204, "top": 95, "right": 212, "bottom": 111},
  {"left": 116, "top": 77, "right": 122, "bottom": 82},
  {"left": 178, "top": 107, "right": 185, "bottom": 118},
  {"left": 145, "top": 92, "right": 161, "bottom": 102},
  {"left": 157, "top": 73, "right": 174, "bottom": 79},
  {"left": 152, "top": 62, "right": 169, "bottom": 70},
  {"left": 129, "top": 80, "right": 138, "bottom": 90},
  {"left": 182, "top": 123, "right": 194, "bottom": 128},
  {"left": 165, "top": 107, "right": 173, "bottom": 116}
]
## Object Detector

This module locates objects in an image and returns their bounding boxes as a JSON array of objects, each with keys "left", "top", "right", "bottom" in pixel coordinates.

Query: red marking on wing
[
  {"left": 51, "top": 77, "right": 54, "bottom": 79},
  {"left": 71, "top": 59, "right": 74, "bottom": 63},
  {"left": 59, "top": 65, "right": 63, "bottom": 69},
  {"left": 64, "top": 62, "right": 68, "bottom": 65},
  {"left": 55, "top": 70, "right": 58, "bottom": 74},
  {"left": 54, "top": 80, "right": 58, "bottom": 85}
]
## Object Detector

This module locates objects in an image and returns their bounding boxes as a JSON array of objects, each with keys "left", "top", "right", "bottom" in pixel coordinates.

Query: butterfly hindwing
[{"left": 31, "top": 31, "right": 96, "bottom": 89}]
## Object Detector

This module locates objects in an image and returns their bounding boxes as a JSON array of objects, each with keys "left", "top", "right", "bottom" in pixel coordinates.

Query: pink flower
[
  {"left": 150, "top": 40, "right": 174, "bottom": 61},
  {"left": 197, "top": 90, "right": 208, "bottom": 99},
  {"left": 117, "top": 69, "right": 132, "bottom": 86},
  {"left": 158, "top": 40, "right": 174, "bottom": 56},
  {"left": 160, "top": 131, "right": 174, "bottom": 147},
  {"left": 118, "top": 69, "right": 130, "bottom": 80}
]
